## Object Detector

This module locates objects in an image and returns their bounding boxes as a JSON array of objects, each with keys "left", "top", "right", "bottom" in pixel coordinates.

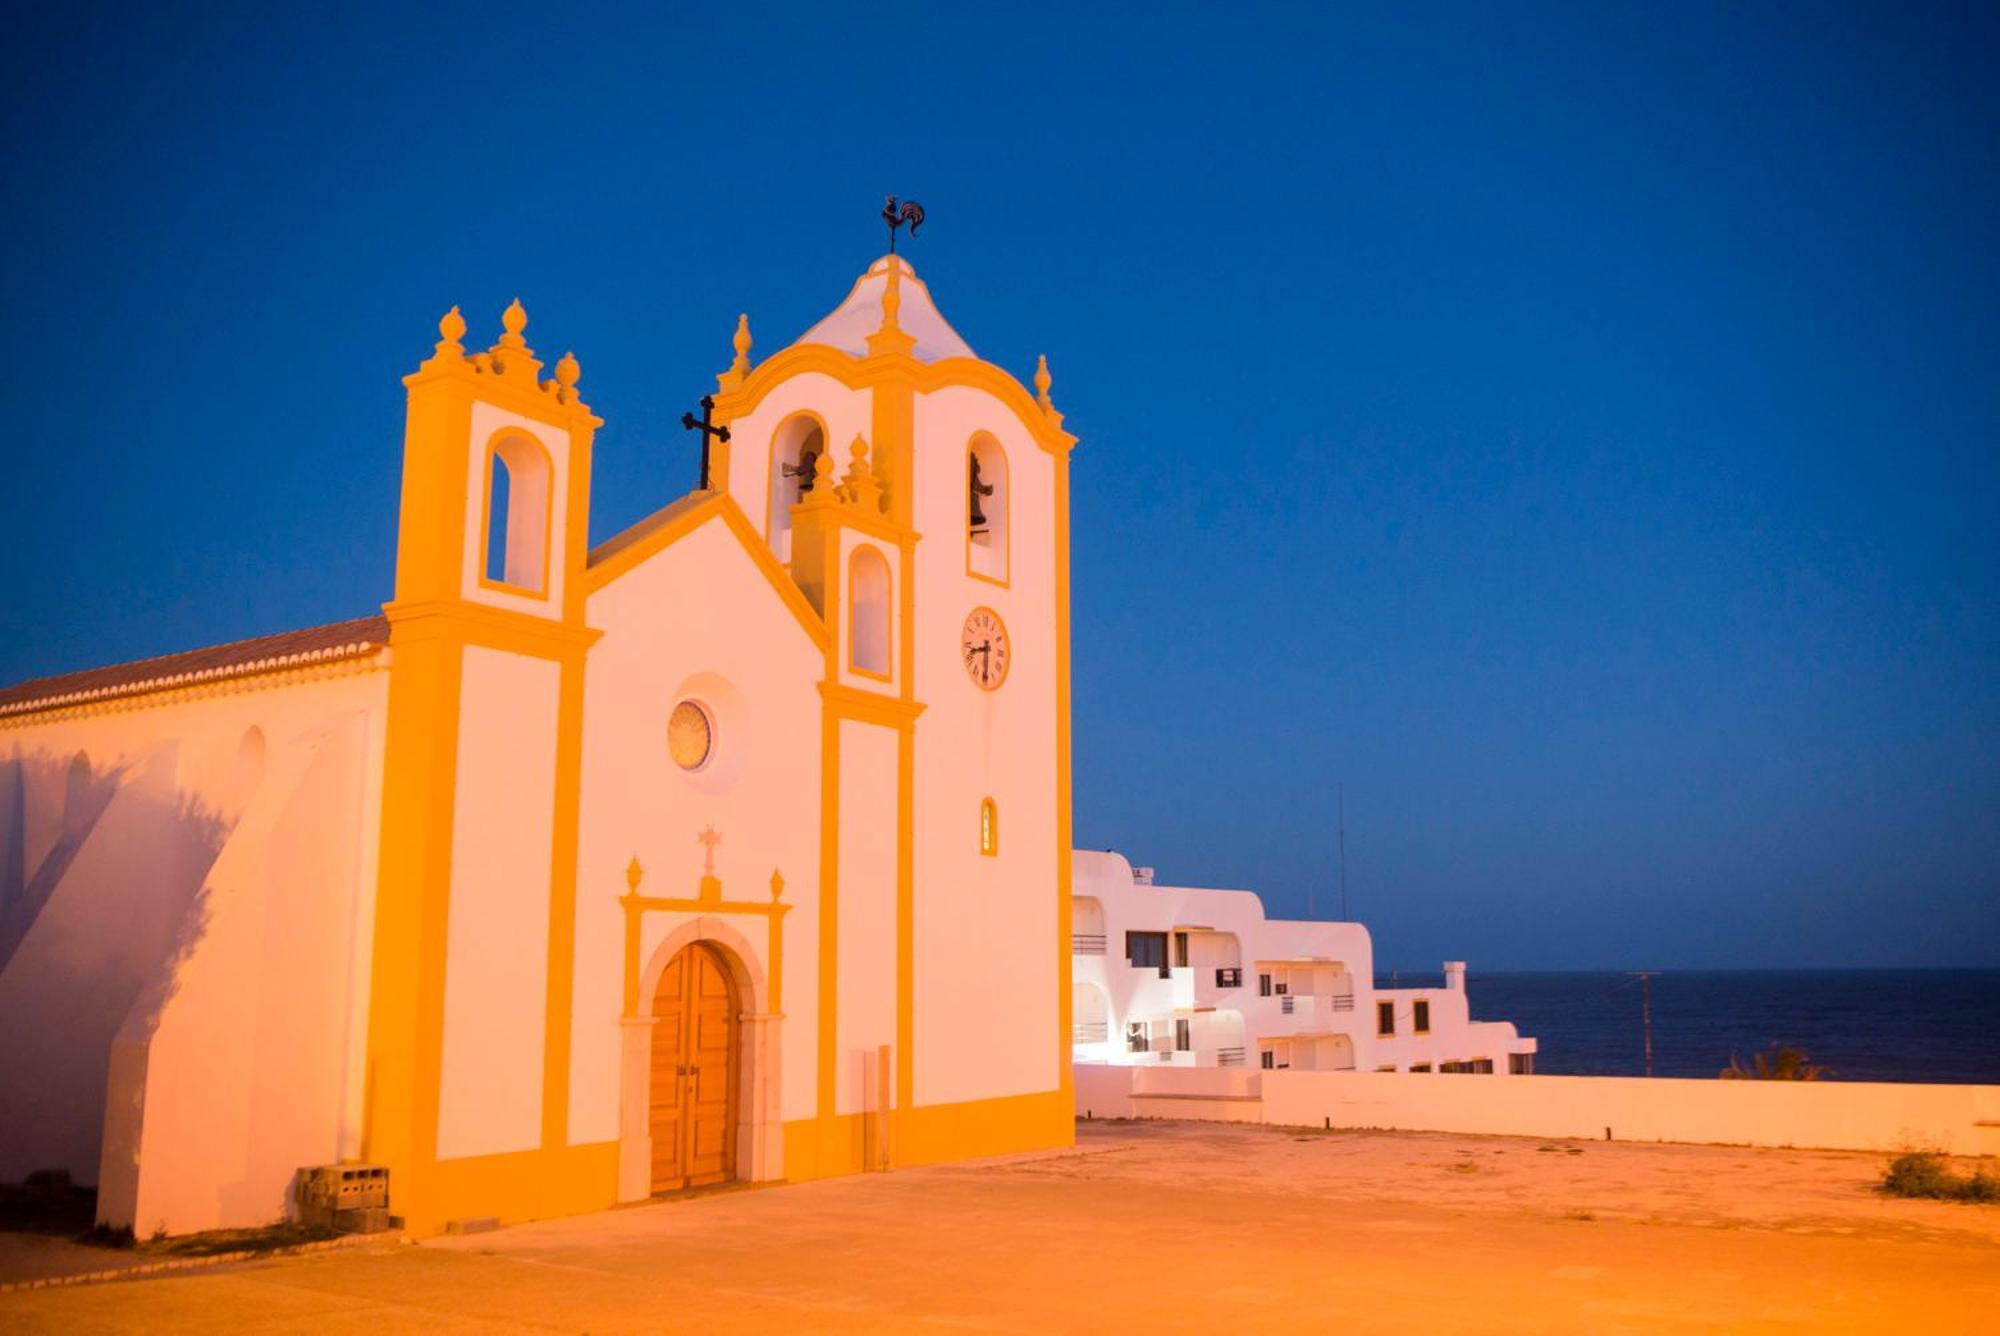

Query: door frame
[
  {"left": 617, "top": 916, "right": 783, "bottom": 1201},
  {"left": 647, "top": 940, "right": 740, "bottom": 1192}
]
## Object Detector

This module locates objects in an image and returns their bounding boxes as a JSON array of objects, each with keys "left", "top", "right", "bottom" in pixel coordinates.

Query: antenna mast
[{"left": 1627, "top": 971, "right": 1659, "bottom": 1077}]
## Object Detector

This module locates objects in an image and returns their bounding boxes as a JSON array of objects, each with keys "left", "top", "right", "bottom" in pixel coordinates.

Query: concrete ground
[{"left": 4, "top": 1120, "right": 1997, "bottom": 1332}]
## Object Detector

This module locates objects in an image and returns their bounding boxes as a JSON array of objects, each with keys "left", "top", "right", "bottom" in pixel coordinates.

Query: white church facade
[{"left": 0, "top": 253, "right": 1078, "bottom": 1236}]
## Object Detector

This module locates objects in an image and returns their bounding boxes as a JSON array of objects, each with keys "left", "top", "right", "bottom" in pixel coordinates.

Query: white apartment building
[{"left": 1071, "top": 851, "right": 1535, "bottom": 1076}]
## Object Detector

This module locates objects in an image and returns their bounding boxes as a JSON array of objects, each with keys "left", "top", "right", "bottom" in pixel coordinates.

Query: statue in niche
[{"left": 969, "top": 453, "right": 994, "bottom": 532}]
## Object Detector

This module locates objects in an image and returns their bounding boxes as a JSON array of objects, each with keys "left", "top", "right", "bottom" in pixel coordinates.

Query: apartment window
[
  {"left": 1260, "top": 1050, "right": 1275, "bottom": 1070},
  {"left": 1440, "top": 1059, "right": 1495, "bottom": 1074},
  {"left": 1414, "top": 999, "right": 1431, "bottom": 1034},
  {"left": 1173, "top": 932, "right": 1189, "bottom": 968},
  {"left": 1215, "top": 967, "right": 1243, "bottom": 988},
  {"left": 1175, "top": 1019, "right": 1191, "bottom": 1052},
  {"left": 1126, "top": 931, "right": 1170, "bottom": 978},
  {"left": 1126, "top": 1023, "right": 1147, "bottom": 1054},
  {"left": 1509, "top": 1053, "right": 1535, "bottom": 1075},
  {"left": 1411, "top": 1063, "right": 1432, "bottom": 1073},
  {"left": 1377, "top": 1001, "right": 1395, "bottom": 1036},
  {"left": 1258, "top": 973, "right": 1272, "bottom": 997},
  {"left": 1375, "top": 1065, "right": 1396, "bottom": 1073}
]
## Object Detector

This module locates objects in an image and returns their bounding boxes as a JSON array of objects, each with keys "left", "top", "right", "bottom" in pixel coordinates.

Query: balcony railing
[
  {"left": 1072, "top": 1021, "right": 1109, "bottom": 1044},
  {"left": 1216, "top": 1046, "right": 1247, "bottom": 1067},
  {"left": 1328, "top": 992, "right": 1355, "bottom": 1011},
  {"left": 1280, "top": 995, "right": 1295, "bottom": 1014},
  {"left": 1072, "top": 933, "right": 1107, "bottom": 955},
  {"left": 1215, "top": 967, "right": 1243, "bottom": 988}
]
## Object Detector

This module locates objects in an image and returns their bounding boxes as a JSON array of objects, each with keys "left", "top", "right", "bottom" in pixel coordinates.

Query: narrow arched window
[
  {"left": 967, "top": 434, "right": 1008, "bottom": 582},
  {"left": 979, "top": 797, "right": 998, "bottom": 856},
  {"left": 849, "top": 545, "right": 891, "bottom": 678},
  {"left": 767, "top": 414, "right": 826, "bottom": 561},
  {"left": 483, "top": 432, "right": 552, "bottom": 594}
]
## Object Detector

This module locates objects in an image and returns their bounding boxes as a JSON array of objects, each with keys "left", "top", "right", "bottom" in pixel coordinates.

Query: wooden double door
[{"left": 649, "top": 942, "right": 739, "bottom": 1192}]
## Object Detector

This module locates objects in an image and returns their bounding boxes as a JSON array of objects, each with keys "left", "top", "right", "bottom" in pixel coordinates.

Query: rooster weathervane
[{"left": 883, "top": 196, "right": 925, "bottom": 254}]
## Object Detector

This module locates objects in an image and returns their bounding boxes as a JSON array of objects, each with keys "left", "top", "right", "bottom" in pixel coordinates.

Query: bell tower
[
  {"left": 699, "top": 250, "right": 1080, "bottom": 1175},
  {"left": 364, "top": 301, "right": 604, "bottom": 1233}
]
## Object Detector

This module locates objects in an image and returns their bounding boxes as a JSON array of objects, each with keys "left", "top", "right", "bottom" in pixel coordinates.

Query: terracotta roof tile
[{"left": 0, "top": 615, "right": 390, "bottom": 717}]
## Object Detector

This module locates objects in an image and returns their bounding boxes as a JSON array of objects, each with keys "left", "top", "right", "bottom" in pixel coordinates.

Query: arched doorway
[{"left": 649, "top": 941, "right": 740, "bottom": 1192}]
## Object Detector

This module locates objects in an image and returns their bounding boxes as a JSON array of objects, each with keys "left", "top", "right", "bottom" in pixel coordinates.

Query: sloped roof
[
  {"left": 793, "top": 255, "right": 975, "bottom": 362},
  {"left": 0, "top": 615, "right": 389, "bottom": 717}
]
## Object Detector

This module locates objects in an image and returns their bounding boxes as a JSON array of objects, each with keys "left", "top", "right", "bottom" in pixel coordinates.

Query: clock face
[{"left": 960, "top": 606, "right": 1010, "bottom": 691}]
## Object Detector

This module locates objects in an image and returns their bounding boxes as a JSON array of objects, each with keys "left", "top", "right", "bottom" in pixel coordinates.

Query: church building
[{"left": 0, "top": 252, "right": 1078, "bottom": 1236}]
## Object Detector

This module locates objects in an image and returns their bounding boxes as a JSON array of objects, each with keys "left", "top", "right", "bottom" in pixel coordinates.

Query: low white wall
[
  {"left": 1074, "top": 1064, "right": 1263, "bottom": 1122},
  {"left": 1263, "top": 1071, "right": 2000, "bottom": 1156}
]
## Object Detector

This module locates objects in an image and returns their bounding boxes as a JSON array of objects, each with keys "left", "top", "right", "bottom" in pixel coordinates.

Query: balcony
[
  {"left": 1072, "top": 933, "right": 1107, "bottom": 956},
  {"left": 1072, "top": 1021, "right": 1109, "bottom": 1044}
]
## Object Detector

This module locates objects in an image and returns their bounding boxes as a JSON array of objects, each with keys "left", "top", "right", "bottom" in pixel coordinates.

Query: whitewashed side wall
[{"left": 0, "top": 664, "right": 387, "bottom": 1229}]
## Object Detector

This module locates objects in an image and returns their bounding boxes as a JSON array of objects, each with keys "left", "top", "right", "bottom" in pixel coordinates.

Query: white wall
[
  {"left": 434, "top": 646, "right": 561, "bottom": 1161},
  {"left": 835, "top": 719, "right": 897, "bottom": 1115},
  {"left": 573, "top": 512, "right": 825, "bottom": 1138},
  {"left": 0, "top": 663, "right": 387, "bottom": 1233},
  {"left": 1262, "top": 1070, "right": 2000, "bottom": 1156},
  {"left": 114, "top": 709, "right": 380, "bottom": 1233},
  {"left": 910, "top": 384, "right": 1060, "bottom": 1107}
]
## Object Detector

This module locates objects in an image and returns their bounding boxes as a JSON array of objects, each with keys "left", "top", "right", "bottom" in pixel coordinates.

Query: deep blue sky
[{"left": 4, "top": 4, "right": 1995, "bottom": 969}]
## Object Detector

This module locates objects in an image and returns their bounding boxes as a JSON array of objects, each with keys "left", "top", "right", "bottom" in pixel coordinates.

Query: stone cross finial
[{"left": 697, "top": 825, "right": 722, "bottom": 876}]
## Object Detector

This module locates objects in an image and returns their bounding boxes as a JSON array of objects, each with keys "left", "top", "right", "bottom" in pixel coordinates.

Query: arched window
[
  {"left": 967, "top": 434, "right": 1008, "bottom": 583},
  {"left": 767, "top": 414, "right": 827, "bottom": 561},
  {"left": 482, "top": 432, "right": 552, "bottom": 594},
  {"left": 848, "top": 545, "right": 892, "bottom": 678},
  {"left": 979, "top": 797, "right": 998, "bottom": 856}
]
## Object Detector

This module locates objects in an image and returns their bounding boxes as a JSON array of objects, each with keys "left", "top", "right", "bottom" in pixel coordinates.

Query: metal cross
[
  {"left": 697, "top": 825, "right": 722, "bottom": 876},
  {"left": 680, "top": 395, "right": 730, "bottom": 491}
]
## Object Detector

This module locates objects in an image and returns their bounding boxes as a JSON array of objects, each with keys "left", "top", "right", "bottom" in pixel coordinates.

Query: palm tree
[{"left": 1719, "top": 1042, "right": 1830, "bottom": 1080}]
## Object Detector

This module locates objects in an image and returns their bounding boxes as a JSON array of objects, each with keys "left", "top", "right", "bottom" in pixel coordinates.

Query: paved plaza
[{"left": 4, "top": 1120, "right": 1996, "bottom": 1332}]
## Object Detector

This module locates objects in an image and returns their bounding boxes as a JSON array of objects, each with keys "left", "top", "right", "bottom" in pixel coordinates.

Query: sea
[{"left": 1371, "top": 969, "right": 2000, "bottom": 1085}]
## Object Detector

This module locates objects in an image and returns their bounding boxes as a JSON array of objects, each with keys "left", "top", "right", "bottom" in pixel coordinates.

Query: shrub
[
  {"left": 1719, "top": 1043, "right": 1829, "bottom": 1080},
  {"left": 1882, "top": 1152, "right": 2000, "bottom": 1203}
]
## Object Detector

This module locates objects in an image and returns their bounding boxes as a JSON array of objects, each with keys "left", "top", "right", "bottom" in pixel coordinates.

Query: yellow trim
[
  {"left": 781, "top": 1089, "right": 1070, "bottom": 1184},
  {"left": 537, "top": 639, "right": 589, "bottom": 1160},
  {"left": 583, "top": 491, "right": 830, "bottom": 653},
  {"left": 711, "top": 344, "right": 1078, "bottom": 460},
  {"left": 758, "top": 408, "right": 832, "bottom": 549},
  {"left": 964, "top": 432, "right": 1010, "bottom": 588},
  {"left": 819, "top": 679, "right": 925, "bottom": 727},
  {"left": 474, "top": 428, "right": 556, "bottom": 599},
  {"left": 845, "top": 543, "right": 894, "bottom": 682},
  {"left": 980, "top": 796, "right": 999, "bottom": 856},
  {"left": 617, "top": 882, "right": 790, "bottom": 1019},
  {"left": 1053, "top": 443, "right": 1075, "bottom": 1103}
]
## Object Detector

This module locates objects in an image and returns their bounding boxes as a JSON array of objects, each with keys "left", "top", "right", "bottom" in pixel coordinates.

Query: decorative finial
[
  {"left": 555, "top": 350, "right": 580, "bottom": 390},
  {"left": 483, "top": 298, "right": 540, "bottom": 381},
  {"left": 625, "top": 856, "right": 644, "bottom": 894},
  {"left": 423, "top": 305, "right": 468, "bottom": 369},
  {"left": 1034, "top": 355, "right": 1053, "bottom": 409},
  {"left": 770, "top": 869, "right": 785, "bottom": 902},
  {"left": 500, "top": 297, "right": 528, "bottom": 344},
  {"left": 840, "top": 435, "right": 885, "bottom": 511},
  {"left": 880, "top": 263, "right": 903, "bottom": 329},
  {"left": 866, "top": 258, "right": 918, "bottom": 357},
  {"left": 843, "top": 436, "right": 872, "bottom": 486},
  {"left": 732, "top": 314, "right": 752, "bottom": 372}
]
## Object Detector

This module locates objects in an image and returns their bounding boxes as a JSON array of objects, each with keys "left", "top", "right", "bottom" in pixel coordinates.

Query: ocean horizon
[{"left": 1372, "top": 967, "right": 2000, "bottom": 1085}]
